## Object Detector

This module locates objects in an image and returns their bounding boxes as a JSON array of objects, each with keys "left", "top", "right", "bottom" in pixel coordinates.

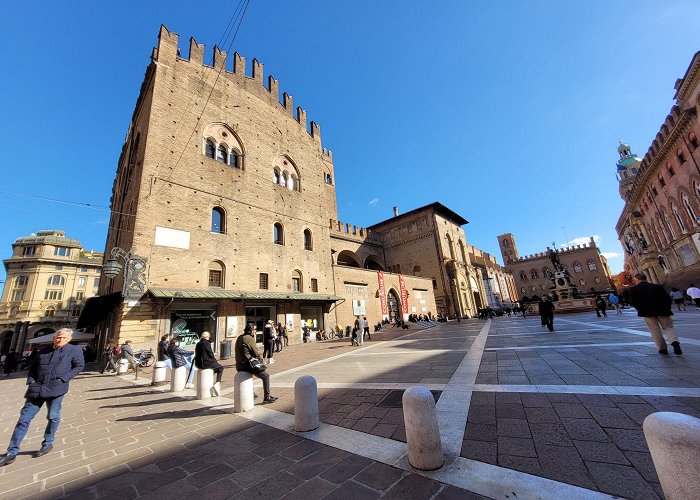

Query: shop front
[
  {"left": 300, "top": 306, "right": 324, "bottom": 342},
  {"left": 170, "top": 306, "right": 217, "bottom": 350}
]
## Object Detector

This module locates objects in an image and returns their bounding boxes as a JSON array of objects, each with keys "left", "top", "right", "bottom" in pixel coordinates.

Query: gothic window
[
  {"left": 273, "top": 167, "right": 280, "bottom": 184},
  {"left": 324, "top": 173, "right": 333, "bottom": 185},
  {"left": 216, "top": 145, "right": 227, "bottom": 163},
  {"left": 519, "top": 271, "right": 528, "bottom": 282},
  {"left": 668, "top": 164, "right": 675, "bottom": 177},
  {"left": 459, "top": 240, "right": 468, "bottom": 263},
  {"left": 503, "top": 239, "right": 509, "bottom": 247},
  {"left": 208, "top": 261, "right": 224, "bottom": 288},
  {"left": 672, "top": 203, "right": 687, "bottom": 233},
  {"left": 587, "top": 260, "right": 597, "bottom": 271},
  {"left": 229, "top": 149, "right": 239, "bottom": 168},
  {"left": 212, "top": 207, "right": 226, "bottom": 234},
  {"left": 677, "top": 149, "right": 686, "bottom": 165},
  {"left": 280, "top": 171, "right": 288, "bottom": 187},
  {"left": 573, "top": 262, "right": 583, "bottom": 273},
  {"left": 288, "top": 174, "right": 297, "bottom": 191},
  {"left": 665, "top": 213, "right": 677, "bottom": 240},
  {"left": 274, "top": 223, "right": 284, "bottom": 245},
  {"left": 530, "top": 269, "right": 539, "bottom": 279},
  {"left": 659, "top": 176, "right": 666, "bottom": 188},
  {"left": 303, "top": 229, "right": 313, "bottom": 250},
  {"left": 542, "top": 266, "right": 550, "bottom": 277},
  {"left": 413, "top": 265, "right": 422, "bottom": 275},
  {"left": 273, "top": 157, "right": 301, "bottom": 192},
  {"left": 205, "top": 139, "right": 215, "bottom": 159},
  {"left": 682, "top": 193, "right": 698, "bottom": 227},
  {"left": 446, "top": 234, "right": 455, "bottom": 260},
  {"left": 690, "top": 133, "right": 699, "bottom": 151},
  {"left": 292, "top": 270, "right": 302, "bottom": 292}
]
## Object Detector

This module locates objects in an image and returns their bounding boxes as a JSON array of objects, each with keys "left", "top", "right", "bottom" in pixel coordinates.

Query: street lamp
[{"left": 103, "top": 247, "right": 147, "bottom": 299}]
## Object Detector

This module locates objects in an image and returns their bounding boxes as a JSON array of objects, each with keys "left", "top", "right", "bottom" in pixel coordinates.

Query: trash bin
[{"left": 220, "top": 340, "right": 232, "bottom": 360}]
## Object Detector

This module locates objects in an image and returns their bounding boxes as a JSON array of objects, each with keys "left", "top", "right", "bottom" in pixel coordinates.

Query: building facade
[
  {"left": 615, "top": 52, "right": 700, "bottom": 287},
  {"left": 0, "top": 230, "right": 103, "bottom": 354},
  {"left": 467, "top": 245, "right": 518, "bottom": 309},
  {"left": 498, "top": 233, "right": 613, "bottom": 301}
]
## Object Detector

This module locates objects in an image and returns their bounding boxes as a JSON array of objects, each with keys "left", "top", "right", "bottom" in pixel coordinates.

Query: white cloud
[
  {"left": 559, "top": 235, "right": 600, "bottom": 247},
  {"left": 368, "top": 198, "right": 379, "bottom": 206},
  {"left": 602, "top": 252, "right": 621, "bottom": 259}
]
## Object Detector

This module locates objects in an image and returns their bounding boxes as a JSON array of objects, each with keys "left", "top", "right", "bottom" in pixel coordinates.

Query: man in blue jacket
[{"left": 0, "top": 328, "right": 84, "bottom": 466}]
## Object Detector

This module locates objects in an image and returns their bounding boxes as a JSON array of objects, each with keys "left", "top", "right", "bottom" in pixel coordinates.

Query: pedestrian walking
[
  {"left": 687, "top": 284, "right": 700, "bottom": 307},
  {"left": 363, "top": 316, "right": 371, "bottom": 341},
  {"left": 670, "top": 288, "right": 686, "bottom": 312},
  {"left": 595, "top": 295, "right": 608, "bottom": 317},
  {"left": 629, "top": 273, "right": 682, "bottom": 356},
  {"left": 263, "top": 320, "right": 276, "bottom": 364},
  {"left": 0, "top": 328, "right": 84, "bottom": 466},
  {"left": 167, "top": 338, "right": 195, "bottom": 388},
  {"left": 538, "top": 297, "right": 555, "bottom": 332},
  {"left": 194, "top": 332, "right": 223, "bottom": 396},
  {"left": 99, "top": 342, "right": 118, "bottom": 374},
  {"left": 120, "top": 340, "right": 138, "bottom": 372},
  {"left": 235, "top": 323, "right": 277, "bottom": 404},
  {"left": 609, "top": 292, "right": 622, "bottom": 314},
  {"left": 3, "top": 350, "right": 18, "bottom": 377}
]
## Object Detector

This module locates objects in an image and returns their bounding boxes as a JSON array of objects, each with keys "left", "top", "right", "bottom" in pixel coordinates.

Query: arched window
[
  {"left": 677, "top": 149, "right": 686, "bottom": 165},
  {"left": 530, "top": 269, "right": 539, "bottom": 279},
  {"left": 459, "top": 240, "right": 467, "bottom": 263},
  {"left": 16, "top": 275, "right": 28, "bottom": 287},
  {"left": 273, "top": 167, "right": 280, "bottom": 184},
  {"left": 337, "top": 251, "right": 360, "bottom": 267},
  {"left": 280, "top": 171, "right": 288, "bottom": 188},
  {"left": 519, "top": 271, "right": 528, "bottom": 282},
  {"left": 446, "top": 234, "right": 455, "bottom": 260},
  {"left": 573, "top": 262, "right": 583, "bottom": 273},
  {"left": 664, "top": 212, "right": 677, "bottom": 240},
  {"left": 288, "top": 174, "right": 297, "bottom": 191},
  {"left": 303, "top": 229, "right": 313, "bottom": 250},
  {"left": 44, "top": 307, "right": 56, "bottom": 317},
  {"left": 690, "top": 133, "right": 699, "bottom": 151},
  {"left": 324, "top": 173, "right": 333, "bottom": 185},
  {"left": 413, "top": 265, "right": 422, "bottom": 276},
  {"left": 216, "top": 145, "right": 227, "bottom": 163},
  {"left": 587, "top": 260, "right": 597, "bottom": 271},
  {"left": 208, "top": 261, "right": 224, "bottom": 288},
  {"left": 273, "top": 223, "right": 284, "bottom": 245},
  {"left": 682, "top": 193, "right": 698, "bottom": 227},
  {"left": 47, "top": 275, "right": 65, "bottom": 286},
  {"left": 229, "top": 149, "right": 239, "bottom": 168},
  {"left": 212, "top": 207, "right": 225, "bottom": 234},
  {"left": 292, "top": 270, "right": 302, "bottom": 292},
  {"left": 673, "top": 203, "right": 687, "bottom": 233},
  {"left": 205, "top": 139, "right": 215, "bottom": 159},
  {"left": 542, "top": 266, "right": 550, "bottom": 277}
]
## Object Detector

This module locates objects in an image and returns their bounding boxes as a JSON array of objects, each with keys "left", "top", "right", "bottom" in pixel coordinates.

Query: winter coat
[
  {"left": 25, "top": 344, "right": 84, "bottom": 399},
  {"left": 195, "top": 339, "right": 222, "bottom": 370},
  {"left": 235, "top": 332, "right": 260, "bottom": 371},
  {"left": 167, "top": 344, "right": 190, "bottom": 368},
  {"left": 157, "top": 340, "right": 169, "bottom": 362},
  {"left": 628, "top": 281, "right": 673, "bottom": 317}
]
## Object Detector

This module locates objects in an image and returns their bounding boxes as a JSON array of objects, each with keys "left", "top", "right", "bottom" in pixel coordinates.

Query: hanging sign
[
  {"left": 399, "top": 274, "right": 409, "bottom": 316},
  {"left": 377, "top": 271, "right": 388, "bottom": 316}
]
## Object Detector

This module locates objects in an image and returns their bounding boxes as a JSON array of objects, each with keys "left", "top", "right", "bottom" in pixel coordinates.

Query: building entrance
[
  {"left": 245, "top": 306, "right": 275, "bottom": 344},
  {"left": 387, "top": 290, "right": 401, "bottom": 323}
]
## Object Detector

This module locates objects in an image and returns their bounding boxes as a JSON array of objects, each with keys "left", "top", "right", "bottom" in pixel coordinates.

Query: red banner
[
  {"left": 377, "top": 271, "right": 388, "bottom": 316},
  {"left": 399, "top": 274, "right": 409, "bottom": 317}
]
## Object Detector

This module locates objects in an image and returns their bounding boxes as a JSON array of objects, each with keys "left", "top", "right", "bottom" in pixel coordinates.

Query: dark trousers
[
  {"left": 7, "top": 395, "right": 64, "bottom": 455},
  {"left": 101, "top": 355, "right": 117, "bottom": 373},
  {"left": 541, "top": 313, "right": 554, "bottom": 332},
  {"left": 252, "top": 370, "right": 271, "bottom": 398},
  {"left": 363, "top": 327, "right": 371, "bottom": 340},
  {"left": 263, "top": 340, "right": 275, "bottom": 359},
  {"left": 212, "top": 366, "right": 224, "bottom": 384},
  {"left": 596, "top": 306, "right": 607, "bottom": 317}
]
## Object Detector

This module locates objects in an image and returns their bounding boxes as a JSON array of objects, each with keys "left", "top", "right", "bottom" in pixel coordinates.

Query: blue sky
[{"left": 1, "top": 1, "right": 699, "bottom": 285}]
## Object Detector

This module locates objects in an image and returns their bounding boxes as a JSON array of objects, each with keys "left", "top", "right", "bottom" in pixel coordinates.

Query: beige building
[
  {"left": 467, "top": 245, "right": 518, "bottom": 308},
  {"left": 615, "top": 52, "right": 700, "bottom": 287},
  {"left": 0, "top": 230, "right": 103, "bottom": 354},
  {"left": 81, "top": 26, "right": 513, "bottom": 350},
  {"left": 498, "top": 233, "right": 613, "bottom": 300}
]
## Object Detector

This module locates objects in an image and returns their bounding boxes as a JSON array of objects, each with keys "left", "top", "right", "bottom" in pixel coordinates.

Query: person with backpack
[
  {"left": 100, "top": 342, "right": 118, "bottom": 374},
  {"left": 609, "top": 292, "right": 622, "bottom": 314}
]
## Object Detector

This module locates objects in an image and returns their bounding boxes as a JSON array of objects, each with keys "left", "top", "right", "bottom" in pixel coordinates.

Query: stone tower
[
  {"left": 616, "top": 141, "right": 642, "bottom": 200},
  {"left": 497, "top": 233, "right": 518, "bottom": 266}
]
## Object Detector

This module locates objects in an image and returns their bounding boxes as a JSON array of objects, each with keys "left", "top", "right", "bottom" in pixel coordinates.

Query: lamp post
[{"left": 103, "top": 247, "right": 147, "bottom": 299}]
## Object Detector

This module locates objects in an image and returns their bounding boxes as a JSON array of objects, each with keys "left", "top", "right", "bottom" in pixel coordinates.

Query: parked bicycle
[{"left": 134, "top": 348, "right": 155, "bottom": 367}]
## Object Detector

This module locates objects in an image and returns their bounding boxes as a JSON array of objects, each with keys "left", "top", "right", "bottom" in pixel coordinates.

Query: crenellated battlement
[
  {"left": 517, "top": 238, "right": 597, "bottom": 261},
  {"left": 329, "top": 219, "right": 383, "bottom": 244},
  {"left": 154, "top": 25, "right": 331, "bottom": 157}
]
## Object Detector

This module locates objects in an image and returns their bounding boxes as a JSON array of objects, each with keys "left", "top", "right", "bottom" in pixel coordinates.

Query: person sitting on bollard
[
  {"left": 167, "top": 338, "right": 195, "bottom": 388},
  {"left": 194, "top": 331, "right": 223, "bottom": 396},
  {"left": 157, "top": 334, "right": 172, "bottom": 369},
  {"left": 235, "top": 323, "right": 277, "bottom": 404},
  {"left": 120, "top": 340, "right": 138, "bottom": 372}
]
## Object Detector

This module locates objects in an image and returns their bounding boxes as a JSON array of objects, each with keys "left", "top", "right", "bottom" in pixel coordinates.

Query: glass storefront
[
  {"left": 170, "top": 309, "right": 217, "bottom": 350},
  {"left": 245, "top": 306, "right": 275, "bottom": 344},
  {"left": 300, "top": 306, "right": 323, "bottom": 343}
]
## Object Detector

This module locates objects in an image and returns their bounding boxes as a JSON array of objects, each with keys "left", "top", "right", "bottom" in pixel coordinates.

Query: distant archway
[
  {"left": 364, "top": 255, "right": 384, "bottom": 271},
  {"left": 387, "top": 289, "right": 401, "bottom": 322},
  {"left": 337, "top": 250, "right": 360, "bottom": 267}
]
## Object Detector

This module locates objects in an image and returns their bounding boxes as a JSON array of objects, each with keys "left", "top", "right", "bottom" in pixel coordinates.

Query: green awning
[{"left": 148, "top": 288, "right": 343, "bottom": 302}]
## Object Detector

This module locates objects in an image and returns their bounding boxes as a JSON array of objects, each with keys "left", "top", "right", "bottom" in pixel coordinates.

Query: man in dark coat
[
  {"left": 538, "top": 297, "right": 555, "bottom": 332},
  {"left": 628, "top": 272, "right": 682, "bottom": 355},
  {"left": 0, "top": 328, "right": 84, "bottom": 466},
  {"left": 194, "top": 331, "right": 223, "bottom": 395},
  {"left": 235, "top": 323, "right": 277, "bottom": 404}
]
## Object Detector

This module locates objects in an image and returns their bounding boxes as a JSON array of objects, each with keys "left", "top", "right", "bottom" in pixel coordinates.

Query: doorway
[
  {"left": 245, "top": 306, "right": 275, "bottom": 344},
  {"left": 387, "top": 289, "right": 401, "bottom": 322}
]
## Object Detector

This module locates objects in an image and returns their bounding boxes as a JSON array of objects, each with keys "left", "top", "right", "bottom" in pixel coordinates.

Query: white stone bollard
[
  {"left": 643, "top": 411, "right": 700, "bottom": 499},
  {"left": 116, "top": 359, "right": 129, "bottom": 375},
  {"left": 197, "top": 369, "right": 215, "bottom": 400},
  {"left": 170, "top": 366, "right": 187, "bottom": 392},
  {"left": 294, "top": 376, "right": 319, "bottom": 432},
  {"left": 234, "top": 371, "right": 254, "bottom": 413},
  {"left": 402, "top": 386, "right": 443, "bottom": 470},
  {"left": 151, "top": 361, "right": 168, "bottom": 386}
]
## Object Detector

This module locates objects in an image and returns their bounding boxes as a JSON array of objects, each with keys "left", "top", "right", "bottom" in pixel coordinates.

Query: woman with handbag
[{"left": 235, "top": 323, "right": 277, "bottom": 404}]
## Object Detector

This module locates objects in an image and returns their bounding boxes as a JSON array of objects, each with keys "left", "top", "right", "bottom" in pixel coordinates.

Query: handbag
[{"left": 247, "top": 357, "right": 266, "bottom": 374}]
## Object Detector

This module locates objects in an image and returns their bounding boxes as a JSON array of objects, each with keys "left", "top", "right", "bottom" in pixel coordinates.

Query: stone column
[
  {"left": 294, "top": 376, "right": 319, "bottom": 432},
  {"left": 402, "top": 386, "right": 443, "bottom": 470}
]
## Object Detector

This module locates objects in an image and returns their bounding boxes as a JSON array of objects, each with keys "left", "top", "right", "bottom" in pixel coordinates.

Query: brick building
[
  {"left": 81, "top": 26, "right": 511, "bottom": 350},
  {"left": 615, "top": 52, "right": 700, "bottom": 287},
  {"left": 0, "top": 230, "right": 102, "bottom": 354},
  {"left": 498, "top": 233, "right": 613, "bottom": 301}
]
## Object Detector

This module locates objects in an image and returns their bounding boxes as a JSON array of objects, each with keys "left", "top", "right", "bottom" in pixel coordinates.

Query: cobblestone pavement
[{"left": 0, "top": 309, "right": 698, "bottom": 499}]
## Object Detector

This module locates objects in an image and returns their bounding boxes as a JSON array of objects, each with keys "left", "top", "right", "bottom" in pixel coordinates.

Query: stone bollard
[
  {"left": 294, "top": 376, "right": 319, "bottom": 432},
  {"left": 151, "top": 361, "right": 168, "bottom": 386},
  {"left": 170, "top": 366, "right": 187, "bottom": 392},
  {"left": 197, "top": 369, "right": 215, "bottom": 400},
  {"left": 116, "top": 359, "right": 129, "bottom": 375},
  {"left": 402, "top": 386, "right": 443, "bottom": 470},
  {"left": 234, "top": 371, "right": 254, "bottom": 413},
  {"left": 643, "top": 411, "right": 700, "bottom": 499}
]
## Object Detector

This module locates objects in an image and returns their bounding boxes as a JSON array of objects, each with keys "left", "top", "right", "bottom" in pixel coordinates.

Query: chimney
[{"left": 393, "top": 206, "right": 399, "bottom": 217}]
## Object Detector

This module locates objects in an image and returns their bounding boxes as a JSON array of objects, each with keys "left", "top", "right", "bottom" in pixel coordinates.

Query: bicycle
[{"left": 134, "top": 348, "right": 155, "bottom": 367}]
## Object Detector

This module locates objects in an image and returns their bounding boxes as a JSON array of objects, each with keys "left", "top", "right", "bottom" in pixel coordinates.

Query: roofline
[{"left": 368, "top": 202, "right": 469, "bottom": 229}]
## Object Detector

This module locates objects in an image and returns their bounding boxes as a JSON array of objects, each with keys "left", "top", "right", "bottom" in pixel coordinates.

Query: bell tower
[
  {"left": 498, "top": 233, "right": 519, "bottom": 266},
  {"left": 616, "top": 141, "right": 642, "bottom": 200}
]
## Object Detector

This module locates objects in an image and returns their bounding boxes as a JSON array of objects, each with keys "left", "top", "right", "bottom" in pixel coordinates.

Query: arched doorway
[
  {"left": 472, "top": 290, "right": 482, "bottom": 309},
  {"left": 1, "top": 330, "right": 13, "bottom": 354},
  {"left": 387, "top": 289, "right": 401, "bottom": 323}
]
